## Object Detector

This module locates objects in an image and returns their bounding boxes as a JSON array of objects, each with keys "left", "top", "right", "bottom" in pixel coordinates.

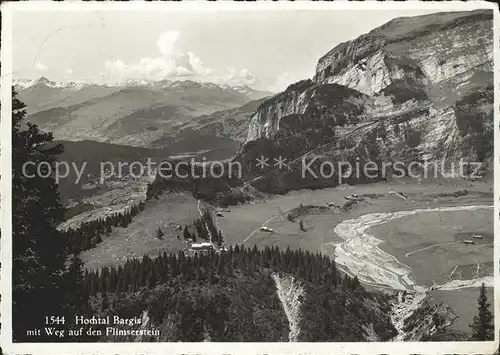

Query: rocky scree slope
[
  {"left": 272, "top": 273, "right": 304, "bottom": 342},
  {"left": 237, "top": 10, "right": 493, "bottom": 194}
]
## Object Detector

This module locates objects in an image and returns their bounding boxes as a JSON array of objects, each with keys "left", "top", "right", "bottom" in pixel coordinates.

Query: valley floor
[
  {"left": 81, "top": 192, "right": 199, "bottom": 269},
  {"left": 80, "top": 176, "right": 494, "bottom": 338}
]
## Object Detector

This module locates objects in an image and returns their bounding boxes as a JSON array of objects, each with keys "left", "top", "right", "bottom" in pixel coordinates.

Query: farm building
[
  {"left": 463, "top": 240, "right": 475, "bottom": 245},
  {"left": 191, "top": 242, "right": 214, "bottom": 251},
  {"left": 472, "top": 235, "right": 483, "bottom": 239}
]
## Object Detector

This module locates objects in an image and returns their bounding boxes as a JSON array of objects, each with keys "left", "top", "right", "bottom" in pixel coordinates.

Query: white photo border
[{"left": 1, "top": 1, "right": 499, "bottom": 354}]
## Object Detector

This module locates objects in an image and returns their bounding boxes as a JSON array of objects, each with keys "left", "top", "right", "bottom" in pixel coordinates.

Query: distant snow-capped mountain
[
  {"left": 14, "top": 77, "right": 91, "bottom": 91},
  {"left": 13, "top": 77, "right": 273, "bottom": 99}
]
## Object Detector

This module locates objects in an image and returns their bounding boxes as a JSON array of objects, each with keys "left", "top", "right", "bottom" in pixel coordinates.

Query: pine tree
[
  {"left": 183, "top": 226, "right": 191, "bottom": 240},
  {"left": 351, "top": 275, "right": 361, "bottom": 291},
  {"left": 217, "top": 229, "right": 223, "bottom": 244},
  {"left": 156, "top": 226, "right": 164, "bottom": 240},
  {"left": 470, "top": 283, "right": 494, "bottom": 340},
  {"left": 64, "top": 254, "right": 92, "bottom": 340},
  {"left": 12, "top": 90, "right": 69, "bottom": 341},
  {"left": 208, "top": 267, "right": 216, "bottom": 285},
  {"left": 227, "top": 256, "right": 234, "bottom": 277},
  {"left": 299, "top": 220, "right": 306, "bottom": 231},
  {"left": 217, "top": 254, "right": 225, "bottom": 276},
  {"left": 64, "top": 254, "right": 88, "bottom": 313},
  {"left": 195, "top": 219, "right": 205, "bottom": 240}
]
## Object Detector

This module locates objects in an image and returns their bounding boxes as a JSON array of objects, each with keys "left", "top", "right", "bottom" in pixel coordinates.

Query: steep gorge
[{"left": 272, "top": 273, "right": 304, "bottom": 342}]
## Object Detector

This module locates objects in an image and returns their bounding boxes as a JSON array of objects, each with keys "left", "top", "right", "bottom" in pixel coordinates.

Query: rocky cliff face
[
  {"left": 239, "top": 10, "right": 493, "bottom": 193},
  {"left": 246, "top": 80, "right": 367, "bottom": 142},
  {"left": 314, "top": 10, "right": 492, "bottom": 93}
]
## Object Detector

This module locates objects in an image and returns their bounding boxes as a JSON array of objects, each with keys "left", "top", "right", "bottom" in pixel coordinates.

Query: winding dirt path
[
  {"left": 404, "top": 241, "right": 458, "bottom": 257},
  {"left": 238, "top": 214, "right": 280, "bottom": 245}
]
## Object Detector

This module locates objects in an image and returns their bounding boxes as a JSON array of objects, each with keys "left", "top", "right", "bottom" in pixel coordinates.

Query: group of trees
[
  {"left": 87, "top": 270, "right": 291, "bottom": 342},
  {"left": 79, "top": 244, "right": 378, "bottom": 343},
  {"left": 200, "top": 210, "right": 223, "bottom": 245},
  {"left": 454, "top": 86, "right": 493, "bottom": 163},
  {"left": 84, "top": 246, "right": 348, "bottom": 296},
  {"left": 84, "top": 246, "right": 352, "bottom": 296},
  {"left": 12, "top": 90, "right": 90, "bottom": 341},
  {"left": 174, "top": 210, "right": 224, "bottom": 245},
  {"left": 145, "top": 160, "right": 244, "bottom": 206},
  {"left": 83, "top": 245, "right": 349, "bottom": 297},
  {"left": 62, "top": 202, "right": 146, "bottom": 254}
]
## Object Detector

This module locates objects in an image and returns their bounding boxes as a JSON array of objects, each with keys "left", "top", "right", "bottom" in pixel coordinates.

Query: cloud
[
  {"left": 224, "top": 67, "right": 258, "bottom": 86},
  {"left": 100, "top": 30, "right": 294, "bottom": 91},
  {"left": 102, "top": 30, "right": 214, "bottom": 83},
  {"left": 66, "top": 68, "right": 74, "bottom": 75},
  {"left": 187, "top": 52, "right": 214, "bottom": 77},
  {"left": 35, "top": 62, "right": 48, "bottom": 71},
  {"left": 219, "top": 68, "right": 299, "bottom": 92},
  {"left": 157, "top": 31, "right": 180, "bottom": 57}
]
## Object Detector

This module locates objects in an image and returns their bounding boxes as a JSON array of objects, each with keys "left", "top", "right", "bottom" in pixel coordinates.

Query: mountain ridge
[
  {"left": 236, "top": 9, "right": 493, "bottom": 194},
  {"left": 14, "top": 76, "right": 273, "bottom": 100},
  {"left": 15, "top": 77, "right": 273, "bottom": 148}
]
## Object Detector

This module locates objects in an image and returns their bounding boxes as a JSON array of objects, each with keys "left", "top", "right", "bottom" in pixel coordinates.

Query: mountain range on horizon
[
  {"left": 13, "top": 76, "right": 273, "bottom": 98},
  {"left": 14, "top": 75, "right": 274, "bottom": 150},
  {"left": 14, "top": 9, "right": 494, "bottom": 196}
]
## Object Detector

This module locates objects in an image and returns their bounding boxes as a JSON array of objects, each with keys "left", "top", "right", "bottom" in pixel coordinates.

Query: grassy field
[
  {"left": 219, "top": 177, "right": 492, "bottom": 257},
  {"left": 371, "top": 207, "right": 493, "bottom": 285},
  {"left": 81, "top": 176, "right": 494, "bottom": 284},
  {"left": 81, "top": 192, "right": 199, "bottom": 269}
]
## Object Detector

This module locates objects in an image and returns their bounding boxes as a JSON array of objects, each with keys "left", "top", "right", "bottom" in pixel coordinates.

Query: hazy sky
[{"left": 13, "top": 9, "right": 448, "bottom": 91}]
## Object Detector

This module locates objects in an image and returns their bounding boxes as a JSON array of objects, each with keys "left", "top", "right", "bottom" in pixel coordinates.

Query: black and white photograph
[{"left": 0, "top": 1, "right": 498, "bottom": 354}]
